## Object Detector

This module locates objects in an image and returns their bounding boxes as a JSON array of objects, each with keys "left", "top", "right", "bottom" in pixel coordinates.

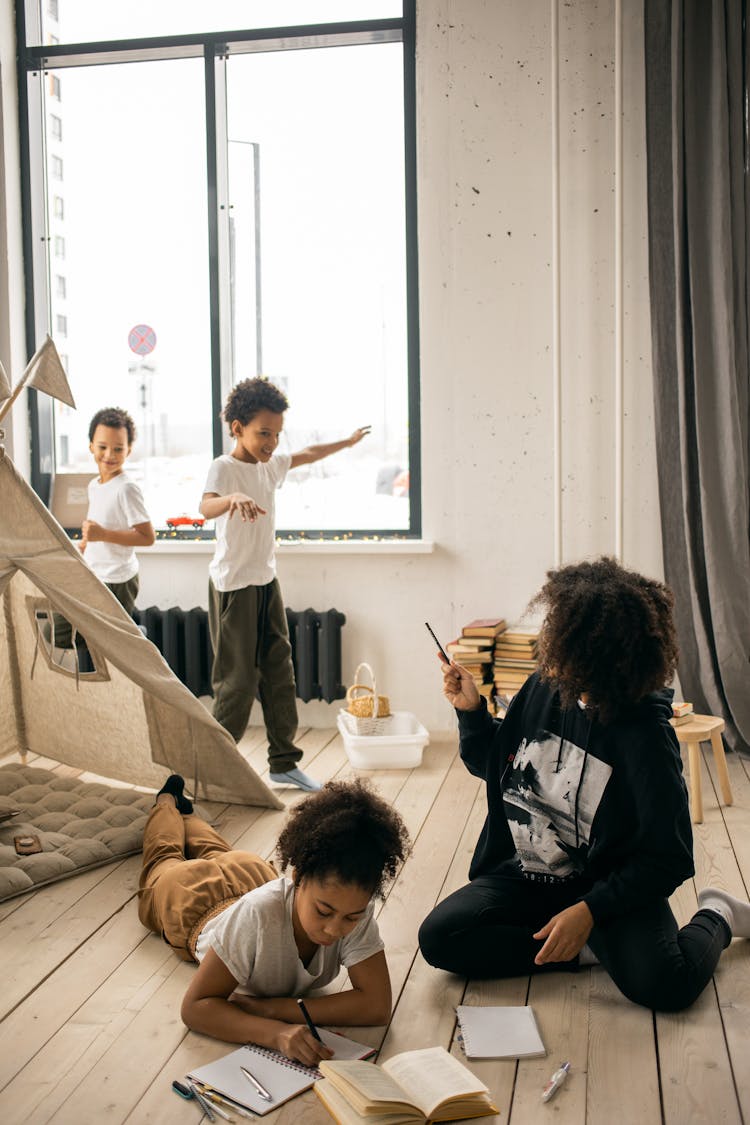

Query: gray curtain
[{"left": 644, "top": 0, "right": 750, "bottom": 753}]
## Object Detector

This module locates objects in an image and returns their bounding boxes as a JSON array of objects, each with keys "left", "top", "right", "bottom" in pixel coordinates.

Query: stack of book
[
  {"left": 447, "top": 619, "right": 506, "bottom": 714},
  {"left": 671, "top": 701, "right": 694, "bottom": 726},
  {"left": 493, "top": 628, "right": 539, "bottom": 705}
]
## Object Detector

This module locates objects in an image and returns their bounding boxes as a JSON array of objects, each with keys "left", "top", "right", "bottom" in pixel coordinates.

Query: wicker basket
[{"left": 345, "top": 662, "right": 391, "bottom": 735}]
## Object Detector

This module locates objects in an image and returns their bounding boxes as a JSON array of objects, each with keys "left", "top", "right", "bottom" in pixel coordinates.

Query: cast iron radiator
[{"left": 133, "top": 606, "right": 346, "bottom": 703}]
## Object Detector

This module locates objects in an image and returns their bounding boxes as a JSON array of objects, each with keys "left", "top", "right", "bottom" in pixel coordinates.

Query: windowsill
[{"left": 135, "top": 537, "right": 435, "bottom": 556}]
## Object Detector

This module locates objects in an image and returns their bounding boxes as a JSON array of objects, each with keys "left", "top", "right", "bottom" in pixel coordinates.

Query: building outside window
[{"left": 21, "top": 1, "right": 419, "bottom": 538}]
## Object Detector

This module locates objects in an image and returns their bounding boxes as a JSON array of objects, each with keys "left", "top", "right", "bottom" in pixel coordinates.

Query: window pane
[
  {"left": 44, "top": 59, "right": 212, "bottom": 530},
  {"left": 36, "top": 0, "right": 401, "bottom": 46},
  {"left": 226, "top": 43, "right": 409, "bottom": 532}
]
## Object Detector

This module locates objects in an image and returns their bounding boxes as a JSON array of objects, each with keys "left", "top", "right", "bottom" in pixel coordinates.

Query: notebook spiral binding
[{"left": 243, "top": 1043, "right": 323, "bottom": 1079}]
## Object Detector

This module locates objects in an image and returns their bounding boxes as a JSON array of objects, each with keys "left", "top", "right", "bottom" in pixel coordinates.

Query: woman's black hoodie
[{"left": 457, "top": 673, "right": 694, "bottom": 924}]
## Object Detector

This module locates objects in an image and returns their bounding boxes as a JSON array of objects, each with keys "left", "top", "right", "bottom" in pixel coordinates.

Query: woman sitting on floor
[
  {"left": 419, "top": 556, "right": 750, "bottom": 1012},
  {"left": 138, "top": 776, "right": 409, "bottom": 1064}
]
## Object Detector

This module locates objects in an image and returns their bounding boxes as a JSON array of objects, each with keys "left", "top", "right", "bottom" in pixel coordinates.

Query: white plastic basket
[{"left": 337, "top": 710, "right": 429, "bottom": 770}]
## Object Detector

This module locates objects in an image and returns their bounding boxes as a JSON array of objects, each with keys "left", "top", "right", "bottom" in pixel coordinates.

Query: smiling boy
[
  {"left": 82, "top": 407, "right": 155, "bottom": 615},
  {"left": 200, "top": 377, "right": 369, "bottom": 791}
]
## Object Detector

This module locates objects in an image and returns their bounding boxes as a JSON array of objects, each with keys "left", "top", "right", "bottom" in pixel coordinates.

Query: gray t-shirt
[{"left": 194, "top": 876, "right": 384, "bottom": 996}]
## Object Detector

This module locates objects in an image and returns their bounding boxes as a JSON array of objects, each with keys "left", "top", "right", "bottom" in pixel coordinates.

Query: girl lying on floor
[{"left": 138, "top": 776, "right": 409, "bottom": 1065}]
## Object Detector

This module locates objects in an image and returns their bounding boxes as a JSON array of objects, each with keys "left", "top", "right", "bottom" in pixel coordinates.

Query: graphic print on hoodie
[{"left": 503, "top": 730, "right": 612, "bottom": 879}]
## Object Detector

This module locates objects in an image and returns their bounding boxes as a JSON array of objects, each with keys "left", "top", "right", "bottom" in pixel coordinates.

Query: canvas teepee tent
[{"left": 0, "top": 444, "right": 281, "bottom": 809}]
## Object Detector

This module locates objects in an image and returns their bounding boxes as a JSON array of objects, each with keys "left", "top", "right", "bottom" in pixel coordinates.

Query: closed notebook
[
  {"left": 456, "top": 1005, "right": 546, "bottom": 1060},
  {"left": 188, "top": 1028, "right": 375, "bottom": 1116}
]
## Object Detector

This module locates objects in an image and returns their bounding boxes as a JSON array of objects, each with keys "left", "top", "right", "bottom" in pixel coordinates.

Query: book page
[
  {"left": 319, "top": 1059, "right": 415, "bottom": 1106},
  {"left": 383, "top": 1047, "right": 487, "bottom": 1116},
  {"left": 315, "top": 1079, "right": 421, "bottom": 1125}
]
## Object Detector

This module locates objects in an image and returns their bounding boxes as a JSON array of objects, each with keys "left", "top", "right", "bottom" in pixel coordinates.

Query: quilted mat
[{"left": 0, "top": 764, "right": 152, "bottom": 902}]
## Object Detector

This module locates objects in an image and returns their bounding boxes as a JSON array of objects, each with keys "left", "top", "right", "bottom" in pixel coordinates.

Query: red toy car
[{"left": 166, "top": 515, "right": 205, "bottom": 529}]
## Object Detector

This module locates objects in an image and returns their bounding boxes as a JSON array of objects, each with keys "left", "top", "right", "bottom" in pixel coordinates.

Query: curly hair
[
  {"left": 223, "top": 377, "right": 289, "bottom": 433},
  {"left": 88, "top": 407, "right": 136, "bottom": 445},
  {"left": 529, "top": 556, "right": 679, "bottom": 724},
  {"left": 275, "top": 779, "right": 410, "bottom": 898}
]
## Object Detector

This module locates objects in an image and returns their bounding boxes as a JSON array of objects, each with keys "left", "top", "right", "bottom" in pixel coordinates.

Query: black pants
[{"left": 418, "top": 864, "right": 730, "bottom": 1013}]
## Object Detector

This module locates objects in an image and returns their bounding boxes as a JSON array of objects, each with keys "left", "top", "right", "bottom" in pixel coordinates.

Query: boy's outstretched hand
[
  {"left": 347, "top": 425, "right": 372, "bottom": 446},
  {"left": 441, "top": 657, "right": 482, "bottom": 712}
]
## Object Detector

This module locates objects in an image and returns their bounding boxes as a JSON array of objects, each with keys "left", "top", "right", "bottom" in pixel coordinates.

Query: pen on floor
[
  {"left": 188, "top": 1081, "right": 218, "bottom": 1121},
  {"left": 541, "top": 1061, "right": 570, "bottom": 1103},
  {"left": 296, "top": 997, "right": 324, "bottom": 1042},
  {"left": 193, "top": 1082, "right": 251, "bottom": 1120},
  {"left": 240, "top": 1065, "right": 273, "bottom": 1103},
  {"left": 191, "top": 1085, "right": 235, "bottom": 1122}
]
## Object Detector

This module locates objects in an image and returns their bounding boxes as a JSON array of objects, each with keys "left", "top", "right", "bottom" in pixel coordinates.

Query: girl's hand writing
[
  {"left": 441, "top": 658, "right": 482, "bottom": 712},
  {"left": 533, "top": 901, "right": 593, "bottom": 964},
  {"left": 227, "top": 492, "right": 267, "bottom": 522},
  {"left": 275, "top": 1023, "right": 333, "bottom": 1068}
]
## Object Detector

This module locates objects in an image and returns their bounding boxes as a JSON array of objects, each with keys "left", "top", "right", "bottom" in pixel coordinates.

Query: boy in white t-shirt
[
  {"left": 138, "top": 776, "right": 409, "bottom": 1063},
  {"left": 200, "top": 377, "right": 369, "bottom": 792},
  {"left": 50, "top": 407, "right": 154, "bottom": 649},
  {"left": 81, "top": 406, "right": 155, "bottom": 614}
]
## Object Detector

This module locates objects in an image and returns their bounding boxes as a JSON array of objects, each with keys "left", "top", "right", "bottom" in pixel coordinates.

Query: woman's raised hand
[{"left": 441, "top": 656, "right": 482, "bottom": 712}]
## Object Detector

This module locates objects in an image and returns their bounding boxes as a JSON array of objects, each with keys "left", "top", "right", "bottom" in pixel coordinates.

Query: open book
[
  {"left": 314, "top": 1046, "right": 498, "bottom": 1124},
  {"left": 188, "top": 1029, "right": 375, "bottom": 1116}
]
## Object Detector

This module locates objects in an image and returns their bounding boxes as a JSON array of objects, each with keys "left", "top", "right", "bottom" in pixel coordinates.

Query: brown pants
[{"left": 137, "top": 802, "right": 277, "bottom": 961}]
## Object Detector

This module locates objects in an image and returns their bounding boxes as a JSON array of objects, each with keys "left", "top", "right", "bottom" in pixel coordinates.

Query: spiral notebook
[
  {"left": 456, "top": 1005, "right": 546, "bottom": 1060},
  {"left": 188, "top": 1029, "right": 375, "bottom": 1115}
]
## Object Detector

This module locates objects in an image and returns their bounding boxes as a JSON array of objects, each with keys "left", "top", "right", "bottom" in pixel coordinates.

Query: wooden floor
[{"left": 2, "top": 725, "right": 750, "bottom": 1125}]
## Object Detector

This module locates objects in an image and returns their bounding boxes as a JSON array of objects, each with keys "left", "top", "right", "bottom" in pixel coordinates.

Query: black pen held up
[{"left": 424, "top": 621, "right": 450, "bottom": 663}]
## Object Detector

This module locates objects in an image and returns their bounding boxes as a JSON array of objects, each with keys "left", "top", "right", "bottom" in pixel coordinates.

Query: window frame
[{"left": 16, "top": 3, "right": 421, "bottom": 540}]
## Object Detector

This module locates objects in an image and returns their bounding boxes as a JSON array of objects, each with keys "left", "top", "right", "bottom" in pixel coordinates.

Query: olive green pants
[
  {"left": 50, "top": 574, "right": 139, "bottom": 649},
  {"left": 208, "top": 577, "right": 302, "bottom": 772}
]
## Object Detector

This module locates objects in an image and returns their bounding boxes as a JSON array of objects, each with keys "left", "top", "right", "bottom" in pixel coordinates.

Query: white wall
[{"left": 2, "top": 0, "right": 664, "bottom": 732}]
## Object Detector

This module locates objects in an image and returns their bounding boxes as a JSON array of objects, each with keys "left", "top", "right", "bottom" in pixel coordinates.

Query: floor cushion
[{"left": 0, "top": 763, "right": 152, "bottom": 902}]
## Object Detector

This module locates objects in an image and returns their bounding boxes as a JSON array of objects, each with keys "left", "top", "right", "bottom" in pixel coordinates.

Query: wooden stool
[{"left": 670, "top": 713, "right": 733, "bottom": 824}]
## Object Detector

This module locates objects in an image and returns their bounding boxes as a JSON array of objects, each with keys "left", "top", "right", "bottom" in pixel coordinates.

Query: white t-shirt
[
  {"left": 194, "top": 876, "right": 384, "bottom": 996},
  {"left": 203, "top": 453, "right": 292, "bottom": 591},
  {"left": 84, "top": 472, "right": 151, "bottom": 584}
]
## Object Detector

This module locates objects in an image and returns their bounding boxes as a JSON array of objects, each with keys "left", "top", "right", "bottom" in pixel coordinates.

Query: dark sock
[{"left": 156, "top": 774, "right": 193, "bottom": 815}]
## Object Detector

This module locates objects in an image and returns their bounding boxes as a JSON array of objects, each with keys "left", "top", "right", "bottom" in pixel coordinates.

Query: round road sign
[{"left": 128, "top": 324, "right": 157, "bottom": 355}]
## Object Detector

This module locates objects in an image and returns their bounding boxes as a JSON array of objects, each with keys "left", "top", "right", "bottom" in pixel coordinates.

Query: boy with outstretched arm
[{"left": 200, "top": 376, "right": 369, "bottom": 792}]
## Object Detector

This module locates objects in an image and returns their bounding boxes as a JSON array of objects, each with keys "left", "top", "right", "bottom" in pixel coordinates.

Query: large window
[{"left": 20, "top": 1, "right": 419, "bottom": 537}]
